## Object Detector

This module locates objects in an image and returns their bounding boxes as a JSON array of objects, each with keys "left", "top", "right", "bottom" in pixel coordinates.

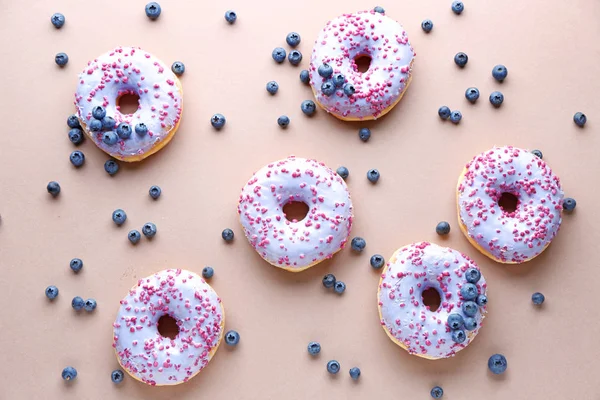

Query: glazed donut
[
  {"left": 237, "top": 156, "right": 353, "bottom": 272},
  {"left": 378, "top": 242, "right": 488, "bottom": 360},
  {"left": 112, "top": 269, "right": 224, "bottom": 386},
  {"left": 457, "top": 146, "right": 564, "bottom": 264},
  {"left": 75, "top": 46, "right": 183, "bottom": 162},
  {"left": 309, "top": 10, "right": 415, "bottom": 121}
]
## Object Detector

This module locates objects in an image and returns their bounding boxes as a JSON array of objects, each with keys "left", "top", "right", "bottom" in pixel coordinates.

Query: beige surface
[{"left": 1, "top": 0, "right": 599, "bottom": 399}]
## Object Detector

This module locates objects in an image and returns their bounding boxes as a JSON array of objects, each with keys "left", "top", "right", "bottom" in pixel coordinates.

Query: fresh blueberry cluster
[
  {"left": 71, "top": 296, "right": 97, "bottom": 312},
  {"left": 446, "top": 268, "right": 486, "bottom": 343},
  {"left": 321, "top": 273, "right": 346, "bottom": 294},
  {"left": 438, "top": 106, "right": 462, "bottom": 124}
]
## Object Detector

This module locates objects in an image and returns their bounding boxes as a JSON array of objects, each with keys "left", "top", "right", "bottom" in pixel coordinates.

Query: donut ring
[
  {"left": 309, "top": 10, "right": 415, "bottom": 121},
  {"left": 112, "top": 269, "right": 224, "bottom": 386},
  {"left": 457, "top": 146, "right": 564, "bottom": 264},
  {"left": 377, "top": 242, "right": 488, "bottom": 360},
  {"left": 237, "top": 156, "right": 353, "bottom": 272},
  {"left": 75, "top": 46, "right": 183, "bottom": 162}
]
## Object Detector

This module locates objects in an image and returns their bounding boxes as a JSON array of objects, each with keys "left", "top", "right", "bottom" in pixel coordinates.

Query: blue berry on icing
[
  {"left": 351, "top": 237, "right": 366, "bottom": 252},
  {"left": 465, "top": 268, "right": 481, "bottom": 283},
  {"left": 225, "top": 10, "right": 237, "bottom": 24},
  {"left": 135, "top": 123, "right": 148, "bottom": 136},
  {"left": 332, "top": 73, "right": 345, "bottom": 87},
  {"left": 55, "top": 52, "right": 69, "bottom": 66},
  {"left": 488, "top": 354, "right": 508, "bottom": 374},
  {"left": 489, "top": 91, "right": 504, "bottom": 107},
  {"left": 68, "top": 128, "right": 84, "bottom": 145},
  {"left": 460, "top": 283, "right": 478, "bottom": 300},
  {"left": 463, "top": 317, "right": 478, "bottom": 331},
  {"left": 373, "top": 6, "right": 385, "bottom": 13},
  {"left": 102, "top": 116, "right": 116, "bottom": 131},
  {"left": 288, "top": 50, "right": 302, "bottom": 65},
  {"left": 70, "top": 150, "right": 85, "bottom": 167},
  {"left": 89, "top": 119, "right": 103, "bottom": 132},
  {"left": 321, "top": 81, "right": 335, "bottom": 96},
  {"left": 462, "top": 301, "right": 478, "bottom": 317},
  {"left": 92, "top": 106, "right": 106, "bottom": 120},
  {"left": 476, "top": 294, "right": 488, "bottom": 306},
  {"left": 286, "top": 32, "right": 301, "bottom": 47},
  {"left": 531, "top": 149, "right": 543, "bottom": 159},
  {"left": 145, "top": 2, "right": 161, "bottom": 20},
  {"left": 447, "top": 313, "right": 464, "bottom": 330},
  {"left": 492, "top": 65, "right": 508, "bottom": 82},
  {"left": 318, "top": 63, "right": 334, "bottom": 78},
  {"left": 451, "top": 329, "right": 466, "bottom": 343},
  {"left": 266, "top": 81, "right": 279, "bottom": 95},
  {"left": 51, "top": 13, "right": 65, "bottom": 28},
  {"left": 327, "top": 360, "right": 340, "bottom": 374},
  {"left": 117, "top": 123, "right": 132, "bottom": 139},
  {"left": 103, "top": 131, "right": 118, "bottom": 145},
  {"left": 272, "top": 47, "right": 286, "bottom": 63},
  {"left": 343, "top": 83, "right": 356, "bottom": 96},
  {"left": 438, "top": 106, "right": 451, "bottom": 120}
]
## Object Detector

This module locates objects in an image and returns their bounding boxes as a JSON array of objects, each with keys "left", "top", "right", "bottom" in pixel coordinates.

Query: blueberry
[
  {"left": 286, "top": 32, "right": 301, "bottom": 47},
  {"left": 202, "top": 266, "right": 214, "bottom": 279},
  {"left": 334, "top": 281, "right": 346, "bottom": 294},
  {"left": 370, "top": 254, "right": 385, "bottom": 269},
  {"left": 84, "top": 298, "right": 97, "bottom": 312},
  {"left": 70, "top": 258, "right": 83, "bottom": 273},
  {"left": 89, "top": 119, "right": 103, "bottom": 132},
  {"left": 92, "top": 106, "right": 106, "bottom": 120},
  {"left": 454, "top": 52, "right": 468, "bottom": 67},
  {"left": 51, "top": 13, "right": 65, "bottom": 28},
  {"left": 67, "top": 114, "right": 81, "bottom": 128},
  {"left": 476, "top": 294, "right": 488, "bottom": 306},
  {"left": 431, "top": 386, "right": 444, "bottom": 399},
  {"left": 336, "top": 166, "right": 349, "bottom": 180},
  {"left": 102, "top": 116, "right": 116, "bottom": 131},
  {"left": 112, "top": 209, "right": 127, "bottom": 226},
  {"left": 359, "top": 128, "right": 371, "bottom": 142},
  {"left": 488, "top": 354, "right": 508, "bottom": 374},
  {"left": 373, "top": 6, "right": 385, "bottom": 13},
  {"left": 55, "top": 52, "right": 69, "bottom": 66},
  {"left": 421, "top": 19, "right": 433, "bottom": 33},
  {"left": 321, "top": 81, "right": 335, "bottom": 96},
  {"left": 224, "top": 10, "right": 237, "bottom": 24},
  {"left": 351, "top": 237, "right": 366, "bottom": 252},
  {"left": 563, "top": 198, "right": 577, "bottom": 211},
  {"left": 300, "top": 69, "right": 310, "bottom": 84},
  {"left": 447, "top": 313, "right": 464, "bottom": 330},
  {"left": 436, "top": 221, "right": 451, "bottom": 235},
  {"left": 117, "top": 123, "right": 132, "bottom": 139},
  {"left": 225, "top": 330, "right": 240, "bottom": 346},
  {"left": 532, "top": 292, "right": 545, "bottom": 305},
  {"left": 272, "top": 47, "right": 287, "bottom": 63},
  {"left": 573, "top": 112, "right": 587, "bottom": 127},
  {"left": 452, "top": 1, "right": 464, "bottom": 14},
  {"left": 62, "top": 366, "right": 77, "bottom": 381},
  {"left": 465, "top": 268, "right": 481, "bottom": 283},
  {"left": 438, "top": 106, "right": 451, "bottom": 120},
  {"left": 145, "top": 2, "right": 161, "bottom": 20},
  {"left": 465, "top": 87, "right": 480, "bottom": 103},
  {"left": 308, "top": 341, "right": 321, "bottom": 355},
  {"left": 47, "top": 181, "right": 61, "bottom": 197},
  {"left": 449, "top": 111, "right": 462, "bottom": 124},
  {"left": 332, "top": 73, "right": 345, "bottom": 87},
  {"left": 301, "top": 100, "right": 316, "bottom": 116},
  {"left": 103, "top": 131, "right": 118, "bottom": 145},
  {"left": 128, "top": 230, "right": 141, "bottom": 244},
  {"left": 531, "top": 149, "right": 543, "bottom": 159},
  {"left": 111, "top": 369, "right": 124, "bottom": 384},
  {"left": 277, "top": 115, "right": 290, "bottom": 128},
  {"left": 211, "top": 114, "right": 226, "bottom": 129},
  {"left": 492, "top": 65, "right": 508, "bottom": 82},
  {"left": 142, "top": 222, "right": 157, "bottom": 238},
  {"left": 349, "top": 367, "right": 361, "bottom": 380},
  {"left": 288, "top": 50, "right": 302, "bottom": 65},
  {"left": 343, "top": 83, "right": 356, "bottom": 96},
  {"left": 70, "top": 151, "right": 85, "bottom": 167},
  {"left": 171, "top": 61, "right": 185, "bottom": 75},
  {"left": 322, "top": 274, "right": 336, "bottom": 288},
  {"left": 367, "top": 169, "right": 380, "bottom": 183},
  {"left": 462, "top": 301, "right": 478, "bottom": 317},
  {"left": 104, "top": 160, "right": 119, "bottom": 176},
  {"left": 489, "top": 91, "right": 504, "bottom": 107},
  {"left": 222, "top": 228, "right": 234, "bottom": 242},
  {"left": 46, "top": 285, "right": 59, "bottom": 300},
  {"left": 463, "top": 317, "right": 478, "bottom": 331},
  {"left": 460, "top": 283, "right": 478, "bottom": 300},
  {"left": 68, "top": 128, "right": 84, "bottom": 145},
  {"left": 135, "top": 123, "right": 148, "bottom": 136},
  {"left": 71, "top": 296, "right": 85, "bottom": 311},
  {"left": 149, "top": 185, "right": 161, "bottom": 199},
  {"left": 318, "top": 63, "right": 334, "bottom": 78},
  {"left": 451, "top": 329, "right": 466, "bottom": 343},
  {"left": 266, "top": 81, "right": 279, "bottom": 95},
  {"left": 327, "top": 360, "right": 341, "bottom": 374}
]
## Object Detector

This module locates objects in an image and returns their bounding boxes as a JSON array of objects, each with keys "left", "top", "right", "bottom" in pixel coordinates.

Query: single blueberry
[
  {"left": 301, "top": 100, "right": 316, "bottom": 116},
  {"left": 92, "top": 106, "right": 106, "bottom": 120},
  {"left": 171, "top": 61, "right": 185, "bottom": 75},
  {"left": 370, "top": 254, "right": 385, "bottom": 269},
  {"left": 149, "top": 185, "right": 162, "bottom": 199},
  {"left": 492, "top": 65, "right": 508, "bottom": 82},
  {"left": 351, "top": 237, "right": 366, "bottom": 252},
  {"left": 286, "top": 32, "right": 301, "bottom": 47},
  {"left": 332, "top": 73, "right": 345, "bottom": 87},
  {"left": 465, "top": 87, "right": 480, "bottom": 103},
  {"left": 89, "top": 119, "right": 103, "bottom": 132},
  {"left": 272, "top": 47, "right": 287, "bottom": 63},
  {"left": 476, "top": 294, "right": 488, "bottom": 306},
  {"left": 451, "top": 329, "right": 466, "bottom": 343},
  {"left": 463, "top": 317, "right": 478, "bottom": 331},
  {"left": 288, "top": 50, "right": 302, "bottom": 65},
  {"left": 373, "top": 6, "right": 385, "bottom": 13},
  {"left": 359, "top": 128, "right": 371, "bottom": 142},
  {"left": 460, "top": 283, "right": 479, "bottom": 300},
  {"left": 142, "top": 222, "right": 157, "bottom": 238},
  {"left": 436, "top": 221, "right": 451, "bottom": 235},
  {"left": 47, "top": 181, "right": 61, "bottom": 197},
  {"left": 489, "top": 91, "right": 504, "bottom": 107},
  {"left": 202, "top": 266, "right": 214, "bottom": 279},
  {"left": 103, "top": 131, "right": 118, "bottom": 145},
  {"left": 327, "top": 360, "right": 341, "bottom": 374},
  {"left": 531, "top": 149, "right": 543, "bottom": 159},
  {"left": 222, "top": 228, "right": 234, "bottom": 242},
  {"left": 51, "top": 13, "right": 65, "bottom": 28},
  {"left": 224, "top": 10, "right": 237, "bottom": 24},
  {"left": 62, "top": 366, "right": 77, "bottom": 381},
  {"left": 367, "top": 169, "right": 380, "bottom": 183},
  {"left": 321, "top": 81, "right": 335, "bottom": 96},
  {"left": 68, "top": 128, "right": 84, "bottom": 145},
  {"left": 421, "top": 19, "right": 434, "bottom": 33},
  {"left": 211, "top": 114, "right": 226, "bottom": 129},
  {"left": 488, "top": 354, "right": 508, "bottom": 374},
  {"left": 334, "top": 281, "right": 346, "bottom": 294},
  {"left": 452, "top": 1, "right": 464, "bottom": 14},
  {"left": 454, "top": 52, "right": 468, "bottom": 67},
  {"left": 70, "top": 258, "right": 83, "bottom": 273},
  {"left": 300, "top": 70, "right": 310, "bottom": 84},
  {"left": 84, "top": 298, "right": 97, "bottom": 312},
  {"left": 117, "top": 123, "right": 132, "bottom": 139},
  {"left": 104, "top": 160, "right": 119, "bottom": 176},
  {"left": 563, "top": 198, "right": 577, "bottom": 211},
  {"left": 431, "top": 386, "right": 444, "bottom": 399},
  {"left": 438, "top": 106, "right": 451, "bottom": 120},
  {"left": 70, "top": 151, "right": 85, "bottom": 167},
  {"left": 532, "top": 292, "right": 545, "bottom": 305},
  {"left": 102, "top": 116, "right": 116, "bottom": 131},
  {"left": 277, "top": 115, "right": 290, "bottom": 128},
  {"left": 308, "top": 341, "right": 321, "bottom": 355},
  {"left": 465, "top": 268, "right": 481, "bottom": 283},
  {"left": 343, "top": 83, "right": 356, "bottom": 96},
  {"left": 112, "top": 209, "right": 127, "bottom": 226},
  {"left": 145, "top": 2, "right": 161, "bottom": 20},
  {"left": 573, "top": 112, "right": 587, "bottom": 127},
  {"left": 128, "top": 230, "right": 141, "bottom": 244},
  {"left": 336, "top": 166, "right": 349, "bottom": 180},
  {"left": 46, "top": 285, "right": 59, "bottom": 300},
  {"left": 67, "top": 114, "right": 81, "bottom": 128},
  {"left": 55, "top": 52, "right": 69, "bottom": 66},
  {"left": 71, "top": 296, "right": 85, "bottom": 311},
  {"left": 318, "top": 63, "right": 334, "bottom": 78},
  {"left": 462, "top": 301, "right": 478, "bottom": 317},
  {"left": 349, "top": 367, "right": 361, "bottom": 380},
  {"left": 447, "top": 313, "right": 464, "bottom": 330},
  {"left": 266, "top": 81, "right": 279, "bottom": 95},
  {"left": 449, "top": 111, "right": 462, "bottom": 124},
  {"left": 225, "top": 330, "right": 240, "bottom": 346},
  {"left": 322, "top": 274, "right": 336, "bottom": 288},
  {"left": 111, "top": 369, "right": 124, "bottom": 384},
  {"left": 135, "top": 123, "right": 148, "bottom": 136}
]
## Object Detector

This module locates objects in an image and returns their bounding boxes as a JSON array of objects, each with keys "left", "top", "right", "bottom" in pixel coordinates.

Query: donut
[
  {"left": 457, "top": 146, "right": 564, "bottom": 264},
  {"left": 75, "top": 46, "right": 183, "bottom": 162},
  {"left": 309, "top": 10, "right": 415, "bottom": 121},
  {"left": 377, "top": 242, "right": 488, "bottom": 360},
  {"left": 237, "top": 156, "right": 353, "bottom": 272},
  {"left": 112, "top": 269, "right": 224, "bottom": 386}
]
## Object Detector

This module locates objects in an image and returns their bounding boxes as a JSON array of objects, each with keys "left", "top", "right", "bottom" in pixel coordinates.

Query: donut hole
[
  {"left": 422, "top": 287, "right": 442, "bottom": 312},
  {"left": 498, "top": 192, "right": 519, "bottom": 213},
  {"left": 353, "top": 55, "right": 372, "bottom": 73},
  {"left": 117, "top": 92, "right": 141, "bottom": 115},
  {"left": 283, "top": 201, "right": 309, "bottom": 222},
  {"left": 157, "top": 315, "right": 180, "bottom": 339}
]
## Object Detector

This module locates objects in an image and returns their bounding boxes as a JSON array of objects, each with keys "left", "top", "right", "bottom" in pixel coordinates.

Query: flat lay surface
[{"left": 1, "top": 0, "right": 599, "bottom": 399}]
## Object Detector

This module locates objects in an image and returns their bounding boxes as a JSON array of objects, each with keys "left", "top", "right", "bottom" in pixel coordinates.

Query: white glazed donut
[
  {"left": 112, "top": 269, "right": 224, "bottom": 386},
  {"left": 309, "top": 10, "right": 415, "bottom": 121},
  {"left": 237, "top": 156, "right": 353, "bottom": 272},
  {"left": 75, "top": 46, "right": 183, "bottom": 162},
  {"left": 457, "top": 146, "right": 564, "bottom": 264},
  {"left": 378, "top": 242, "right": 488, "bottom": 360}
]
